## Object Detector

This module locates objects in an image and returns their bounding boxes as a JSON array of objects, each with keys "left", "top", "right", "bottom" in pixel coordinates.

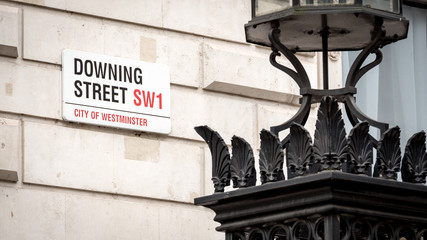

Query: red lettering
[
  {"left": 134, "top": 89, "right": 141, "bottom": 106},
  {"left": 134, "top": 90, "right": 163, "bottom": 109},
  {"left": 101, "top": 113, "right": 107, "bottom": 121},
  {"left": 74, "top": 109, "right": 89, "bottom": 118},
  {"left": 142, "top": 91, "right": 155, "bottom": 108},
  {"left": 156, "top": 93, "right": 162, "bottom": 109}
]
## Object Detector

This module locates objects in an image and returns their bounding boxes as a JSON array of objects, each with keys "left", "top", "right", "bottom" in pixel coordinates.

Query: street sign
[{"left": 62, "top": 49, "right": 171, "bottom": 134}]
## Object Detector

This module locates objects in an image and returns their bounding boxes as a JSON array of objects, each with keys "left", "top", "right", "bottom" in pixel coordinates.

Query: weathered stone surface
[
  {"left": 0, "top": 187, "right": 66, "bottom": 240},
  {"left": 23, "top": 7, "right": 104, "bottom": 64},
  {"left": 170, "top": 86, "right": 256, "bottom": 144},
  {"left": 23, "top": 121, "right": 204, "bottom": 203},
  {"left": 163, "top": 0, "right": 250, "bottom": 42},
  {"left": 158, "top": 203, "right": 221, "bottom": 240},
  {"left": 0, "top": 186, "right": 223, "bottom": 240},
  {"left": 203, "top": 43, "right": 318, "bottom": 103},
  {"left": 11, "top": 0, "right": 161, "bottom": 27},
  {"left": 0, "top": 117, "right": 20, "bottom": 181},
  {"left": 66, "top": 0, "right": 163, "bottom": 28},
  {"left": 0, "top": 4, "right": 19, "bottom": 58},
  {"left": 65, "top": 194, "right": 222, "bottom": 240},
  {"left": 13, "top": 0, "right": 249, "bottom": 43},
  {"left": 0, "top": 118, "right": 19, "bottom": 170},
  {"left": 23, "top": 7, "right": 201, "bottom": 88},
  {"left": 10, "top": 0, "right": 65, "bottom": 8},
  {"left": 0, "top": 59, "right": 61, "bottom": 119},
  {"left": 65, "top": 194, "right": 150, "bottom": 240}
]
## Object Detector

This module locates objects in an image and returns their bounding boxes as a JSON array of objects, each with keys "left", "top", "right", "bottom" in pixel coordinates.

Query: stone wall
[{"left": 0, "top": 0, "right": 342, "bottom": 239}]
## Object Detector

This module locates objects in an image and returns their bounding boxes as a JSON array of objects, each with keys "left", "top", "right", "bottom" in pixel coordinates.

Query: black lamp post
[{"left": 194, "top": 1, "right": 427, "bottom": 239}]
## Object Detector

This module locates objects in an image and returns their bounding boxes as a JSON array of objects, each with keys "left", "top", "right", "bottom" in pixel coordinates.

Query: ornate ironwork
[
  {"left": 313, "top": 96, "right": 347, "bottom": 171},
  {"left": 195, "top": 12, "right": 426, "bottom": 240},
  {"left": 347, "top": 121, "right": 373, "bottom": 176},
  {"left": 194, "top": 125, "right": 230, "bottom": 192},
  {"left": 268, "top": 26, "right": 311, "bottom": 90},
  {"left": 196, "top": 171, "right": 427, "bottom": 240},
  {"left": 259, "top": 129, "right": 285, "bottom": 183},
  {"left": 231, "top": 136, "right": 257, "bottom": 188},
  {"left": 225, "top": 214, "right": 427, "bottom": 240},
  {"left": 374, "top": 126, "right": 401, "bottom": 180},
  {"left": 268, "top": 20, "right": 389, "bottom": 148},
  {"left": 402, "top": 131, "right": 427, "bottom": 184},
  {"left": 286, "top": 123, "right": 312, "bottom": 179},
  {"left": 268, "top": 24, "right": 312, "bottom": 145},
  {"left": 195, "top": 97, "right": 427, "bottom": 190},
  {"left": 195, "top": 97, "right": 427, "bottom": 240}
]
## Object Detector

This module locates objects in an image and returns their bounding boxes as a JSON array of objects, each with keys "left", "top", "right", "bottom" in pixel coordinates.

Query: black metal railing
[{"left": 195, "top": 95, "right": 427, "bottom": 194}]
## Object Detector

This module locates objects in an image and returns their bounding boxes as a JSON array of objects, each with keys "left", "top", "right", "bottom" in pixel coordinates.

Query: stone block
[
  {"left": 156, "top": 32, "right": 202, "bottom": 88},
  {"left": 13, "top": 0, "right": 249, "bottom": 45},
  {"left": 9, "top": 0, "right": 65, "bottom": 9},
  {"left": 0, "top": 117, "right": 20, "bottom": 182},
  {"left": 203, "top": 43, "right": 318, "bottom": 103},
  {"left": 103, "top": 22, "right": 202, "bottom": 87},
  {"left": 65, "top": 194, "right": 148, "bottom": 240},
  {"left": 163, "top": 0, "right": 250, "bottom": 42},
  {"left": 23, "top": 121, "right": 204, "bottom": 203},
  {"left": 102, "top": 21, "right": 142, "bottom": 61},
  {"left": 23, "top": 7, "right": 105, "bottom": 64},
  {"left": 0, "top": 59, "right": 61, "bottom": 119},
  {"left": 0, "top": 186, "right": 222, "bottom": 240},
  {"left": 170, "top": 86, "right": 256, "bottom": 145},
  {"left": 65, "top": 193, "right": 222, "bottom": 240},
  {"left": 23, "top": 7, "right": 201, "bottom": 88},
  {"left": 0, "top": 5, "right": 19, "bottom": 58},
  {"left": 0, "top": 187, "right": 66, "bottom": 240},
  {"left": 65, "top": 0, "right": 162, "bottom": 28},
  {"left": 11, "top": 0, "right": 161, "bottom": 27},
  {"left": 158, "top": 204, "right": 222, "bottom": 240},
  {"left": 116, "top": 136, "right": 204, "bottom": 202}
]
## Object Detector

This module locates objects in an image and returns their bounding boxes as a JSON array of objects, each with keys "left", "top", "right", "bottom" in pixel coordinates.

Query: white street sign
[{"left": 62, "top": 49, "right": 171, "bottom": 134}]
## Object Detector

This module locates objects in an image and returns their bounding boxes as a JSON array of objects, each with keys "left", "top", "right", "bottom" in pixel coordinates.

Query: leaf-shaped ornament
[
  {"left": 374, "top": 126, "right": 401, "bottom": 180},
  {"left": 195, "top": 125, "right": 231, "bottom": 192},
  {"left": 402, "top": 131, "right": 427, "bottom": 184},
  {"left": 259, "top": 129, "right": 285, "bottom": 184},
  {"left": 347, "top": 122, "right": 373, "bottom": 176},
  {"left": 231, "top": 136, "right": 256, "bottom": 188},
  {"left": 313, "top": 96, "right": 347, "bottom": 171},
  {"left": 286, "top": 123, "right": 313, "bottom": 179}
]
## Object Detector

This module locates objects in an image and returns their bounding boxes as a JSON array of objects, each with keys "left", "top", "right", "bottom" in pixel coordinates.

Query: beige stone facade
[{"left": 0, "top": 0, "right": 341, "bottom": 239}]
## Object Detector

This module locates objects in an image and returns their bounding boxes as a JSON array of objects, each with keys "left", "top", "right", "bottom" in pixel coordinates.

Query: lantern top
[
  {"left": 245, "top": 0, "right": 409, "bottom": 51},
  {"left": 254, "top": 0, "right": 402, "bottom": 18}
]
